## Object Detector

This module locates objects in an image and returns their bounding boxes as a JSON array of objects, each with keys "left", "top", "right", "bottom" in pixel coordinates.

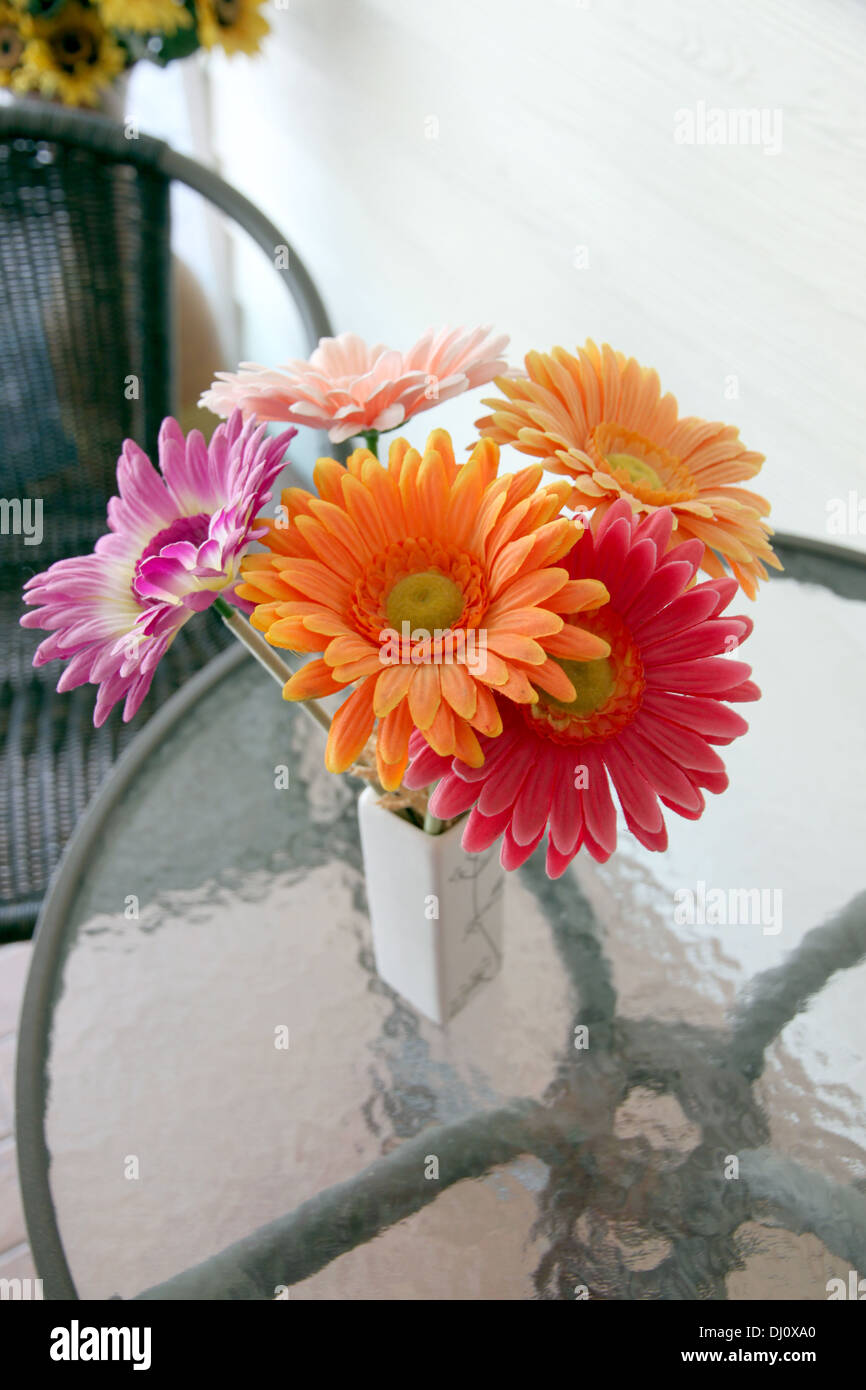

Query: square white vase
[{"left": 357, "top": 787, "right": 505, "bottom": 1025}]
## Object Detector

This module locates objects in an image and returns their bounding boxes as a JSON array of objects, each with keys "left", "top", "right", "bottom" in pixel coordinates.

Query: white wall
[{"left": 206, "top": 0, "right": 866, "bottom": 547}]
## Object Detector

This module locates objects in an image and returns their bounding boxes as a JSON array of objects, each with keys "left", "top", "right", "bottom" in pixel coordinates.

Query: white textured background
[{"left": 183, "top": 0, "right": 866, "bottom": 549}]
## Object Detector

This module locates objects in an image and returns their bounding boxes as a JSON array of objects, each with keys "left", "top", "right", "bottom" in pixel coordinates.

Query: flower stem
[
  {"left": 214, "top": 596, "right": 331, "bottom": 736},
  {"left": 215, "top": 596, "right": 442, "bottom": 833},
  {"left": 423, "top": 807, "right": 447, "bottom": 835},
  {"left": 362, "top": 429, "right": 380, "bottom": 458}
]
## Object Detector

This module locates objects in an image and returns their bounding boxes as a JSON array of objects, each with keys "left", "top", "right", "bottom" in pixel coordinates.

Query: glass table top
[{"left": 18, "top": 546, "right": 866, "bottom": 1300}]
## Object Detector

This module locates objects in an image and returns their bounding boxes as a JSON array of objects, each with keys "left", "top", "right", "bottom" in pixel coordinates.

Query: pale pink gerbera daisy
[
  {"left": 200, "top": 326, "right": 511, "bottom": 444},
  {"left": 21, "top": 411, "right": 295, "bottom": 727},
  {"left": 404, "top": 499, "right": 759, "bottom": 877}
]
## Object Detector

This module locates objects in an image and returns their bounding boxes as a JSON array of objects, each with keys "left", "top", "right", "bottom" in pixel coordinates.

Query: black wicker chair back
[{"left": 0, "top": 103, "right": 332, "bottom": 934}]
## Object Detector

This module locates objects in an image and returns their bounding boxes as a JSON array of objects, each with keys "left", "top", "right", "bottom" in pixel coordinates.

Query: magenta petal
[
  {"left": 645, "top": 655, "right": 752, "bottom": 695},
  {"left": 501, "top": 824, "right": 543, "bottom": 870},
  {"left": 510, "top": 748, "right": 558, "bottom": 845},
  {"left": 640, "top": 691, "right": 749, "bottom": 741},
  {"left": 642, "top": 618, "right": 749, "bottom": 664},
  {"left": 477, "top": 746, "right": 533, "bottom": 817},
  {"left": 404, "top": 740, "right": 451, "bottom": 790},
  {"left": 429, "top": 773, "right": 479, "bottom": 819},
  {"left": 180, "top": 590, "right": 219, "bottom": 613},
  {"left": 621, "top": 559, "right": 695, "bottom": 628},
  {"left": 631, "top": 586, "right": 724, "bottom": 645},
  {"left": 603, "top": 743, "right": 664, "bottom": 834},
  {"left": 545, "top": 838, "right": 580, "bottom": 878},
  {"left": 622, "top": 805, "right": 669, "bottom": 853},
  {"left": 617, "top": 726, "right": 704, "bottom": 813},
  {"left": 580, "top": 746, "right": 618, "bottom": 856},
  {"left": 462, "top": 805, "right": 511, "bottom": 853},
  {"left": 548, "top": 761, "right": 585, "bottom": 856}
]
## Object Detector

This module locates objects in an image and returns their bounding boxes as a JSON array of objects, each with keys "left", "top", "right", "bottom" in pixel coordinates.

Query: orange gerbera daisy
[
  {"left": 477, "top": 340, "right": 780, "bottom": 598},
  {"left": 237, "top": 429, "right": 611, "bottom": 789}
]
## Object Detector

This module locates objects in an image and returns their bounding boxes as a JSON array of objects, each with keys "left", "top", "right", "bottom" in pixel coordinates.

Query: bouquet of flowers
[
  {"left": 0, "top": 0, "right": 268, "bottom": 109},
  {"left": 21, "top": 325, "right": 780, "bottom": 1019}
]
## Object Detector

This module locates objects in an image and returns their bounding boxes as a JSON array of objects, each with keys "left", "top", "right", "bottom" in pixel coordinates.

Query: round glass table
[{"left": 16, "top": 537, "right": 866, "bottom": 1300}]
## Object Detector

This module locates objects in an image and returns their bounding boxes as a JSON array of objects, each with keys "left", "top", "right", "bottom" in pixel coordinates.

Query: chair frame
[{"left": 0, "top": 101, "right": 334, "bottom": 934}]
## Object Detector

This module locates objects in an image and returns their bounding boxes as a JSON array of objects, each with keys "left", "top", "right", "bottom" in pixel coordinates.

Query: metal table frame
[{"left": 15, "top": 535, "right": 866, "bottom": 1300}]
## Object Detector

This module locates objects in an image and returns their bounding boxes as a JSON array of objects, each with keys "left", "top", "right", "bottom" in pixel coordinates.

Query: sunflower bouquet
[
  {"left": 23, "top": 326, "right": 778, "bottom": 878},
  {"left": 0, "top": 0, "right": 269, "bottom": 109}
]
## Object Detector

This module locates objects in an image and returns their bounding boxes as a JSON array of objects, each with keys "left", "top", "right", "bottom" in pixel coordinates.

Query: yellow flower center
[
  {"left": 385, "top": 570, "right": 465, "bottom": 633},
  {"left": 542, "top": 656, "right": 616, "bottom": 716},
  {"left": 528, "top": 610, "right": 645, "bottom": 744},
  {"left": 589, "top": 424, "right": 697, "bottom": 505},
  {"left": 605, "top": 452, "right": 663, "bottom": 491}
]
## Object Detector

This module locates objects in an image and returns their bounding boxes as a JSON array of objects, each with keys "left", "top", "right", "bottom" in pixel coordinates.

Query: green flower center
[
  {"left": 605, "top": 451, "right": 663, "bottom": 491},
  {"left": 385, "top": 570, "right": 465, "bottom": 633},
  {"left": 542, "top": 656, "right": 616, "bottom": 716}
]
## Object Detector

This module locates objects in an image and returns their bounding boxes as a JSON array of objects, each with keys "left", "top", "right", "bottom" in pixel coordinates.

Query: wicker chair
[{"left": 0, "top": 102, "right": 333, "bottom": 938}]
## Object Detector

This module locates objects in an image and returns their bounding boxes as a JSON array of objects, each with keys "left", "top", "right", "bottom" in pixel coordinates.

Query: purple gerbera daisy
[{"left": 21, "top": 410, "right": 295, "bottom": 726}]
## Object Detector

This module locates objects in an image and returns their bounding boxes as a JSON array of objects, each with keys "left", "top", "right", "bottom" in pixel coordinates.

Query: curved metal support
[
  {"left": 15, "top": 645, "right": 246, "bottom": 1301},
  {"left": 0, "top": 102, "right": 334, "bottom": 353},
  {"left": 136, "top": 1099, "right": 558, "bottom": 1300}
]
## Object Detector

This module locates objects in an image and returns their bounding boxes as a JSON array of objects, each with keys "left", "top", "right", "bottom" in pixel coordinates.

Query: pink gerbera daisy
[
  {"left": 404, "top": 499, "right": 759, "bottom": 876},
  {"left": 200, "top": 326, "right": 511, "bottom": 444},
  {"left": 21, "top": 411, "right": 295, "bottom": 727}
]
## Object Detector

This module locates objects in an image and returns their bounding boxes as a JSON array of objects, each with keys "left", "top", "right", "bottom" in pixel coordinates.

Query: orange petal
[
  {"left": 307, "top": 497, "right": 373, "bottom": 561},
  {"left": 295, "top": 514, "right": 362, "bottom": 577},
  {"left": 544, "top": 625, "right": 611, "bottom": 660},
  {"left": 331, "top": 654, "right": 383, "bottom": 682},
  {"left": 484, "top": 567, "right": 568, "bottom": 619},
  {"left": 374, "top": 663, "right": 414, "bottom": 717},
  {"left": 417, "top": 447, "right": 449, "bottom": 538},
  {"left": 423, "top": 701, "right": 456, "bottom": 757},
  {"left": 278, "top": 557, "right": 352, "bottom": 610},
  {"left": 490, "top": 607, "right": 562, "bottom": 639},
  {"left": 529, "top": 658, "right": 576, "bottom": 702},
  {"left": 495, "top": 667, "right": 539, "bottom": 704},
  {"left": 471, "top": 651, "right": 511, "bottom": 687},
  {"left": 439, "top": 661, "right": 478, "bottom": 720},
  {"left": 376, "top": 699, "right": 414, "bottom": 781},
  {"left": 323, "top": 634, "right": 377, "bottom": 667},
  {"left": 466, "top": 436, "right": 500, "bottom": 488},
  {"left": 407, "top": 663, "right": 441, "bottom": 730},
  {"left": 453, "top": 719, "right": 485, "bottom": 768},
  {"left": 345, "top": 446, "right": 378, "bottom": 478},
  {"left": 312, "top": 457, "right": 348, "bottom": 506},
  {"left": 424, "top": 427, "right": 457, "bottom": 477},
  {"left": 386, "top": 435, "right": 413, "bottom": 478},
  {"left": 282, "top": 659, "right": 344, "bottom": 701},
  {"left": 341, "top": 472, "right": 390, "bottom": 552},
  {"left": 325, "top": 681, "right": 377, "bottom": 773},
  {"left": 470, "top": 683, "right": 503, "bottom": 738},
  {"left": 265, "top": 618, "right": 324, "bottom": 652},
  {"left": 546, "top": 578, "right": 610, "bottom": 614},
  {"left": 376, "top": 745, "right": 410, "bottom": 792},
  {"left": 360, "top": 456, "right": 406, "bottom": 535},
  {"left": 485, "top": 631, "right": 547, "bottom": 664}
]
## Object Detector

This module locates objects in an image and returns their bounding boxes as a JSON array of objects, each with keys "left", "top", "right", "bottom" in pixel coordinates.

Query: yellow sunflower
[
  {"left": 18, "top": 2, "right": 125, "bottom": 106},
  {"left": 0, "top": 4, "right": 30, "bottom": 88},
  {"left": 195, "top": 0, "right": 268, "bottom": 56},
  {"left": 95, "top": 0, "right": 193, "bottom": 34}
]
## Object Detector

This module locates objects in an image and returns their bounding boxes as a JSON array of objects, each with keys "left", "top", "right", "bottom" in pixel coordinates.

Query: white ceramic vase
[{"left": 357, "top": 787, "right": 505, "bottom": 1025}]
